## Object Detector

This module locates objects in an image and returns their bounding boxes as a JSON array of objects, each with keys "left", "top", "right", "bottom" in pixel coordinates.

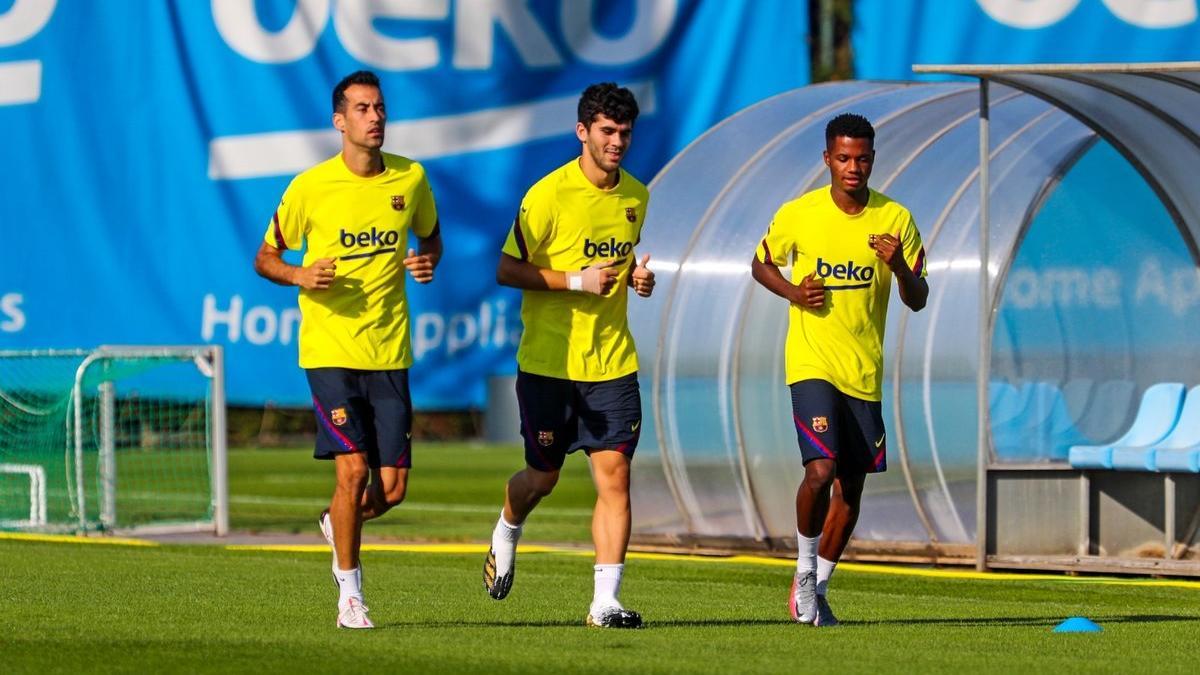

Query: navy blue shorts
[
  {"left": 790, "top": 379, "right": 886, "bottom": 475},
  {"left": 306, "top": 368, "right": 412, "bottom": 469},
  {"left": 515, "top": 370, "right": 642, "bottom": 471}
]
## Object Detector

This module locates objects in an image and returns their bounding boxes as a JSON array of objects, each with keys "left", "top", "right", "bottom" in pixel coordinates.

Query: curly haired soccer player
[
  {"left": 482, "top": 82, "right": 655, "bottom": 629},
  {"left": 253, "top": 70, "right": 442, "bottom": 629},
  {"left": 751, "top": 113, "right": 928, "bottom": 627}
]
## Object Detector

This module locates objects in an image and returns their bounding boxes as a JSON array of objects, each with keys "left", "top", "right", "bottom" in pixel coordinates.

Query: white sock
[
  {"left": 334, "top": 566, "right": 362, "bottom": 607},
  {"left": 816, "top": 556, "right": 837, "bottom": 596},
  {"left": 491, "top": 511, "right": 522, "bottom": 575},
  {"left": 796, "top": 530, "right": 819, "bottom": 575},
  {"left": 591, "top": 564, "right": 624, "bottom": 613}
]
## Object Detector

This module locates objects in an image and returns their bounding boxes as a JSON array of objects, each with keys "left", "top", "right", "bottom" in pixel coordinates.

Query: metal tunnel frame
[
  {"left": 915, "top": 62, "right": 1200, "bottom": 571},
  {"left": 629, "top": 63, "right": 1200, "bottom": 575}
]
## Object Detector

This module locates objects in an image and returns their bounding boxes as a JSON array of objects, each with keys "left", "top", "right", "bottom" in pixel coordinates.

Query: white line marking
[
  {"left": 0, "top": 61, "right": 41, "bottom": 106},
  {"left": 209, "top": 80, "right": 657, "bottom": 180}
]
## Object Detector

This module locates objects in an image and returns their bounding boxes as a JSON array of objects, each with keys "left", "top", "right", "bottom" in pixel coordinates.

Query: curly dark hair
[
  {"left": 333, "top": 70, "right": 382, "bottom": 113},
  {"left": 825, "top": 113, "right": 875, "bottom": 147},
  {"left": 577, "top": 82, "right": 640, "bottom": 127}
]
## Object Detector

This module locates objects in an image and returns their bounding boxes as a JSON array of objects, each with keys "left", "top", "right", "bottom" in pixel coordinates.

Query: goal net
[{"left": 0, "top": 346, "right": 227, "bottom": 535}]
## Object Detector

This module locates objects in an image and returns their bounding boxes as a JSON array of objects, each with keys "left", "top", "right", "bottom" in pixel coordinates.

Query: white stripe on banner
[
  {"left": 0, "top": 61, "right": 42, "bottom": 105},
  {"left": 209, "top": 80, "right": 657, "bottom": 180}
]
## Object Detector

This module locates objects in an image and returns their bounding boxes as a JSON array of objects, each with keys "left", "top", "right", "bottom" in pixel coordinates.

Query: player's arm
[
  {"left": 254, "top": 241, "right": 336, "bottom": 290},
  {"left": 871, "top": 233, "right": 928, "bottom": 311},
  {"left": 496, "top": 253, "right": 618, "bottom": 295},
  {"left": 404, "top": 224, "right": 442, "bottom": 284},
  {"left": 751, "top": 256, "right": 825, "bottom": 309}
]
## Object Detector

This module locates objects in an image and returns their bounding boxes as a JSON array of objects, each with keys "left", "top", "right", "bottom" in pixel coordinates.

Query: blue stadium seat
[
  {"left": 992, "top": 381, "right": 1090, "bottom": 462},
  {"left": 1111, "top": 384, "right": 1200, "bottom": 471},
  {"left": 990, "top": 381, "right": 1037, "bottom": 461},
  {"left": 1068, "top": 382, "right": 1186, "bottom": 470},
  {"left": 989, "top": 381, "right": 1030, "bottom": 428},
  {"left": 1073, "top": 379, "right": 1137, "bottom": 445},
  {"left": 1139, "top": 385, "right": 1200, "bottom": 473}
]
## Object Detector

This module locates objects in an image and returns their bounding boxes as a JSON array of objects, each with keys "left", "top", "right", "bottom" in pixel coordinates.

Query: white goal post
[{"left": 0, "top": 345, "right": 228, "bottom": 536}]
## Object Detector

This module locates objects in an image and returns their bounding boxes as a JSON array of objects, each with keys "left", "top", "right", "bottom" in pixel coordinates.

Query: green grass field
[
  {"left": 227, "top": 442, "right": 596, "bottom": 542},
  {"left": 3, "top": 443, "right": 1200, "bottom": 673},
  {"left": 3, "top": 538, "right": 1200, "bottom": 673}
]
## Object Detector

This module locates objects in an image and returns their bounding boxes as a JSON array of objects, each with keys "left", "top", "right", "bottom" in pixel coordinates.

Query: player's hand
[
  {"left": 793, "top": 271, "right": 825, "bottom": 309},
  {"left": 296, "top": 257, "right": 336, "bottom": 290},
  {"left": 404, "top": 248, "right": 438, "bottom": 284},
  {"left": 871, "top": 233, "right": 905, "bottom": 271},
  {"left": 631, "top": 253, "right": 655, "bottom": 297},
  {"left": 570, "top": 259, "right": 619, "bottom": 295}
]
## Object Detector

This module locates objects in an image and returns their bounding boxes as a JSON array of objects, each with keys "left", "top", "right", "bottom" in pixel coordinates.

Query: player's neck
[
  {"left": 341, "top": 146, "right": 385, "bottom": 178},
  {"left": 578, "top": 155, "right": 620, "bottom": 190},
  {"left": 829, "top": 185, "right": 869, "bottom": 215}
]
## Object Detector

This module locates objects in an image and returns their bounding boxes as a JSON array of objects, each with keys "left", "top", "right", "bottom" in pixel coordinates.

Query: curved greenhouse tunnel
[{"left": 629, "top": 74, "right": 1200, "bottom": 553}]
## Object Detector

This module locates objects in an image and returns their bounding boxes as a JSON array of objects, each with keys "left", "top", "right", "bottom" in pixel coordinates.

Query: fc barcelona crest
[
  {"left": 331, "top": 408, "right": 348, "bottom": 427},
  {"left": 537, "top": 430, "right": 554, "bottom": 447},
  {"left": 391, "top": 195, "right": 405, "bottom": 211},
  {"left": 625, "top": 207, "right": 637, "bottom": 223},
  {"left": 811, "top": 416, "right": 828, "bottom": 433}
]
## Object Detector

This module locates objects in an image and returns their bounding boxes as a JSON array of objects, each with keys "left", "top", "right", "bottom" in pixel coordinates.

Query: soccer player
[
  {"left": 482, "top": 83, "right": 655, "bottom": 629},
  {"left": 253, "top": 70, "right": 442, "bottom": 629},
  {"left": 751, "top": 113, "right": 928, "bottom": 627}
]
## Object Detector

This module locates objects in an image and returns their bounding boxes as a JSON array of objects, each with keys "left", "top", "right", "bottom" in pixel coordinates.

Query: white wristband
[{"left": 567, "top": 272, "right": 583, "bottom": 291}]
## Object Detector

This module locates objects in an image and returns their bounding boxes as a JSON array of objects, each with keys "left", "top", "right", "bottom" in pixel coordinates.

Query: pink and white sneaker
[{"left": 336, "top": 597, "right": 374, "bottom": 629}]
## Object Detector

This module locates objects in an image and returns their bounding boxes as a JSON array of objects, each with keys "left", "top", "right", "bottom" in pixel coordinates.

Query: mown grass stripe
[{"left": 222, "top": 541, "right": 1200, "bottom": 589}]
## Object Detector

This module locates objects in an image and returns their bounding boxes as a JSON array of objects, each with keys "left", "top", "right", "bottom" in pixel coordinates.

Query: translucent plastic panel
[
  {"left": 630, "top": 74, "right": 1200, "bottom": 550},
  {"left": 992, "top": 140, "right": 1200, "bottom": 461},
  {"left": 1001, "top": 73, "right": 1200, "bottom": 251}
]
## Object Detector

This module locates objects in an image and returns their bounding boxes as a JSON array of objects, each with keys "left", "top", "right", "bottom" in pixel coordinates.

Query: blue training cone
[{"left": 1053, "top": 617, "right": 1102, "bottom": 633}]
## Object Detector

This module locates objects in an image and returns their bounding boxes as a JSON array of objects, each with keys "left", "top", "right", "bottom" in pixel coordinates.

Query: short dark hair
[
  {"left": 577, "top": 82, "right": 639, "bottom": 127},
  {"left": 825, "top": 113, "right": 875, "bottom": 147},
  {"left": 333, "top": 70, "right": 382, "bottom": 113}
]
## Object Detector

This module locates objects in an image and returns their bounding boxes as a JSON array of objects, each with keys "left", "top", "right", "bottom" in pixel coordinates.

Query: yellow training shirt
[
  {"left": 264, "top": 152, "right": 438, "bottom": 370},
  {"left": 755, "top": 187, "right": 927, "bottom": 401},
  {"left": 502, "top": 158, "right": 648, "bottom": 381}
]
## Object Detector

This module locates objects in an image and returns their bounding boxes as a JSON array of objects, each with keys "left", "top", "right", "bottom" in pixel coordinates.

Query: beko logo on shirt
[
  {"left": 340, "top": 227, "right": 400, "bottom": 248},
  {"left": 583, "top": 237, "right": 634, "bottom": 259},
  {"left": 816, "top": 257, "right": 875, "bottom": 283}
]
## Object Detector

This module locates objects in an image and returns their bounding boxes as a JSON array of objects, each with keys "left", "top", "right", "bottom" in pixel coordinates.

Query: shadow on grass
[
  {"left": 381, "top": 618, "right": 797, "bottom": 629},
  {"left": 847, "top": 614, "right": 1199, "bottom": 627},
  {"left": 379, "top": 614, "right": 1200, "bottom": 630}
]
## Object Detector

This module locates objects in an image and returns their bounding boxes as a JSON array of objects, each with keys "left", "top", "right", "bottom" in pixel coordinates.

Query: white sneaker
[
  {"left": 319, "top": 509, "right": 337, "bottom": 571},
  {"left": 789, "top": 571, "right": 817, "bottom": 624},
  {"left": 336, "top": 597, "right": 373, "bottom": 629}
]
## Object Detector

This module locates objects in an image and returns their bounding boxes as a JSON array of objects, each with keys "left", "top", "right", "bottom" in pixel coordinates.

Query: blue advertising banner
[
  {"left": 854, "top": 0, "right": 1200, "bottom": 80},
  {"left": 0, "top": 0, "right": 809, "bottom": 407}
]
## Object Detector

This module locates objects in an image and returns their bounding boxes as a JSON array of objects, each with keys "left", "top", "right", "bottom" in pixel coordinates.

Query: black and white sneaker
[
  {"left": 483, "top": 546, "right": 514, "bottom": 600},
  {"left": 586, "top": 605, "right": 644, "bottom": 629}
]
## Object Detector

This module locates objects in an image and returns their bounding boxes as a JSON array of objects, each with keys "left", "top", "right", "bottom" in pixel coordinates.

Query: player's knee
[
  {"left": 383, "top": 480, "right": 407, "bottom": 507},
  {"left": 836, "top": 474, "right": 866, "bottom": 505},
  {"left": 803, "top": 460, "right": 836, "bottom": 489},
  {"left": 336, "top": 458, "right": 370, "bottom": 492},
  {"left": 526, "top": 467, "right": 560, "bottom": 497}
]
